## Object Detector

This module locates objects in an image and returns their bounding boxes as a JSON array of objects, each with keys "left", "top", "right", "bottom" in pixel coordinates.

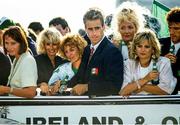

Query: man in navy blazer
[
  {"left": 68, "top": 7, "right": 124, "bottom": 96},
  {"left": 159, "top": 7, "right": 180, "bottom": 94}
]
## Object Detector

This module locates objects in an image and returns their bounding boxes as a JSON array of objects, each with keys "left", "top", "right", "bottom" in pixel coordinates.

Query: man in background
[
  {"left": 159, "top": 7, "right": 180, "bottom": 94},
  {"left": 49, "top": 17, "right": 71, "bottom": 36}
]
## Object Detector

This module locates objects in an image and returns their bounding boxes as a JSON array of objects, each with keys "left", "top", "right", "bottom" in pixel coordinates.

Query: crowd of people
[{"left": 0, "top": 1, "right": 179, "bottom": 98}]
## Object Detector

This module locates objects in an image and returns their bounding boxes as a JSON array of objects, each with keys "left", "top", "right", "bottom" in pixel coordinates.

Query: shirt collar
[
  {"left": 90, "top": 35, "right": 105, "bottom": 53},
  {"left": 171, "top": 41, "right": 180, "bottom": 55}
]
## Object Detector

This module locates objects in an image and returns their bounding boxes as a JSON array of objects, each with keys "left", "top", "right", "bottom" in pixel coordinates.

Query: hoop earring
[{"left": 152, "top": 54, "right": 155, "bottom": 59}]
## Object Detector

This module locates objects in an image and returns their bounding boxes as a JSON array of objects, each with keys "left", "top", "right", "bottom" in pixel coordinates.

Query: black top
[
  {"left": 35, "top": 54, "right": 67, "bottom": 85},
  {"left": 0, "top": 51, "right": 11, "bottom": 85}
]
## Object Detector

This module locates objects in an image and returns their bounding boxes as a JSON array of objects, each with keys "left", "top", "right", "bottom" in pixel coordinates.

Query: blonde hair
[
  {"left": 130, "top": 29, "right": 161, "bottom": 60},
  {"left": 37, "top": 27, "right": 62, "bottom": 54},
  {"left": 60, "top": 33, "right": 87, "bottom": 60},
  {"left": 112, "top": 1, "right": 148, "bottom": 41}
]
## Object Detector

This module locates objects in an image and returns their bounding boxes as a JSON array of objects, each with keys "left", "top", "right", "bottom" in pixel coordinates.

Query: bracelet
[
  {"left": 135, "top": 80, "right": 141, "bottom": 89},
  {"left": 9, "top": 87, "right": 14, "bottom": 94}
]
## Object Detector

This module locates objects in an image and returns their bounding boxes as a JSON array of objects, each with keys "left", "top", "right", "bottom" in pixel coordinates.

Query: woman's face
[
  {"left": 136, "top": 39, "right": 153, "bottom": 60},
  {"left": 4, "top": 35, "right": 20, "bottom": 58},
  {"left": 64, "top": 45, "right": 80, "bottom": 63},
  {"left": 44, "top": 42, "right": 59, "bottom": 57},
  {"left": 119, "top": 21, "right": 137, "bottom": 43}
]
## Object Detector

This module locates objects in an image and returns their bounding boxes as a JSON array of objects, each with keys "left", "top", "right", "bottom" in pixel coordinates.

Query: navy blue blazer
[
  {"left": 68, "top": 36, "right": 124, "bottom": 96},
  {"left": 159, "top": 37, "right": 180, "bottom": 94}
]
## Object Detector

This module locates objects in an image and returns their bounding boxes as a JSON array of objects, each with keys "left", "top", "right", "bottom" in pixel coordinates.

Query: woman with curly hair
[
  {"left": 35, "top": 27, "right": 67, "bottom": 94},
  {"left": 44, "top": 33, "right": 87, "bottom": 95}
]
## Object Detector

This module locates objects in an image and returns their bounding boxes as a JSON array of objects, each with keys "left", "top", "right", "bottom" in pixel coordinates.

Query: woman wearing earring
[
  {"left": 35, "top": 27, "right": 67, "bottom": 94},
  {"left": 0, "top": 26, "right": 37, "bottom": 98},
  {"left": 119, "top": 29, "right": 177, "bottom": 96}
]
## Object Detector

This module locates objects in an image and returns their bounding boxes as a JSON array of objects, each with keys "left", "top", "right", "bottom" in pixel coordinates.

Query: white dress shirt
[{"left": 122, "top": 57, "right": 177, "bottom": 94}]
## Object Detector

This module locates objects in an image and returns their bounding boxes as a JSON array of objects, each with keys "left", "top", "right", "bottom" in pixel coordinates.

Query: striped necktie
[{"left": 88, "top": 47, "right": 94, "bottom": 64}]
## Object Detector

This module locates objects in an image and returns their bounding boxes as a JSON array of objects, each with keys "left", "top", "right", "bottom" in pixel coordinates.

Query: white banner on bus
[{"left": 5, "top": 104, "right": 180, "bottom": 124}]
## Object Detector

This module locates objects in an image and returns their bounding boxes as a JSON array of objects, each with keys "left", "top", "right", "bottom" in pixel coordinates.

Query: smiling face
[
  {"left": 64, "top": 45, "right": 80, "bottom": 63},
  {"left": 119, "top": 20, "right": 137, "bottom": 43},
  {"left": 4, "top": 35, "right": 20, "bottom": 58},
  {"left": 44, "top": 42, "right": 59, "bottom": 58}
]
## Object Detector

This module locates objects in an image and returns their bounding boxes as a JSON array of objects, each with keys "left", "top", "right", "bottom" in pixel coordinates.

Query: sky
[{"left": 0, "top": 0, "right": 116, "bottom": 33}]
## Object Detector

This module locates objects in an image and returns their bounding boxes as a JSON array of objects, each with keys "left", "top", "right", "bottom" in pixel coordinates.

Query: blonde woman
[
  {"left": 47, "top": 33, "right": 87, "bottom": 94},
  {"left": 35, "top": 27, "right": 67, "bottom": 94},
  {"left": 119, "top": 29, "right": 176, "bottom": 96},
  {"left": 112, "top": 2, "right": 146, "bottom": 61}
]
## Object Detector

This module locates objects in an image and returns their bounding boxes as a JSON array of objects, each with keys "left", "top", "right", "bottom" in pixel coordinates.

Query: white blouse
[
  {"left": 122, "top": 56, "right": 177, "bottom": 94},
  {"left": 8, "top": 52, "right": 37, "bottom": 88}
]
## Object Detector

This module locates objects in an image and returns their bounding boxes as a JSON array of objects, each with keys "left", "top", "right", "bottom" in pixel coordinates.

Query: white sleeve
[
  {"left": 121, "top": 60, "right": 134, "bottom": 89},
  {"left": 48, "top": 63, "right": 68, "bottom": 85},
  {"left": 20, "top": 57, "right": 37, "bottom": 87},
  {"left": 158, "top": 58, "right": 177, "bottom": 94},
  {"left": 48, "top": 66, "right": 64, "bottom": 85}
]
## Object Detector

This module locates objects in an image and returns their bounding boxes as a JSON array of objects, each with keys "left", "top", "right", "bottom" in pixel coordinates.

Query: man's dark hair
[
  {"left": 49, "top": 17, "right": 69, "bottom": 29},
  {"left": 166, "top": 7, "right": 180, "bottom": 23},
  {"left": 28, "top": 22, "right": 44, "bottom": 32}
]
